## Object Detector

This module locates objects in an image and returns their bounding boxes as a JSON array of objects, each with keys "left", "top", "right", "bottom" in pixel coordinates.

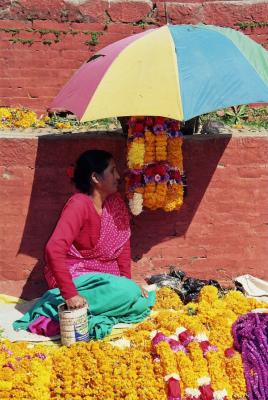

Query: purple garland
[{"left": 232, "top": 313, "right": 268, "bottom": 400}]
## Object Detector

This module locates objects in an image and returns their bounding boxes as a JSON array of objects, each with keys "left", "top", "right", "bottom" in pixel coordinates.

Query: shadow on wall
[
  {"left": 18, "top": 132, "right": 231, "bottom": 299},
  {"left": 18, "top": 132, "right": 127, "bottom": 299}
]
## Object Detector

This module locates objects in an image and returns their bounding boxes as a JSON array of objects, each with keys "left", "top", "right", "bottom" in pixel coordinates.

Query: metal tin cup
[{"left": 58, "top": 303, "right": 89, "bottom": 346}]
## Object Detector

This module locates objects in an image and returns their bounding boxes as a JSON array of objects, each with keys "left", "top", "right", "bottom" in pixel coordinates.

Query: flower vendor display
[
  {"left": 126, "top": 116, "right": 184, "bottom": 215},
  {"left": 1, "top": 286, "right": 267, "bottom": 399}
]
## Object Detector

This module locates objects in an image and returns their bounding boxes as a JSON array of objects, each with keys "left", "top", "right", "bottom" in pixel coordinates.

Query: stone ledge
[{"left": 0, "top": 127, "right": 267, "bottom": 139}]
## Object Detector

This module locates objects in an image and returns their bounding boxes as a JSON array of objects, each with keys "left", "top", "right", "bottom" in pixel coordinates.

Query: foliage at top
[{"left": 200, "top": 105, "right": 268, "bottom": 130}]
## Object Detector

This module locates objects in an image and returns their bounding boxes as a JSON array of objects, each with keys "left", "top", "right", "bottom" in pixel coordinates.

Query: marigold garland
[
  {"left": 187, "top": 341, "right": 209, "bottom": 382},
  {"left": 143, "top": 182, "right": 157, "bottom": 209},
  {"left": 167, "top": 136, "right": 183, "bottom": 169},
  {"left": 127, "top": 138, "right": 145, "bottom": 169},
  {"left": 144, "top": 130, "right": 156, "bottom": 163},
  {"left": 225, "top": 352, "right": 247, "bottom": 398},
  {"left": 155, "top": 132, "right": 168, "bottom": 161},
  {"left": 206, "top": 350, "right": 233, "bottom": 396},
  {"left": 175, "top": 350, "right": 198, "bottom": 389},
  {"left": 126, "top": 116, "right": 184, "bottom": 215}
]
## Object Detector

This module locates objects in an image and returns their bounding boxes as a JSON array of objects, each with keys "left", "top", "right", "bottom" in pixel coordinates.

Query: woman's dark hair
[{"left": 73, "top": 149, "right": 113, "bottom": 193}]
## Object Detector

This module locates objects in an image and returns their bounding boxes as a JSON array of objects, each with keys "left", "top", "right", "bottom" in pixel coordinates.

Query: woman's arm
[
  {"left": 45, "top": 195, "right": 88, "bottom": 300},
  {"left": 117, "top": 239, "right": 131, "bottom": 279}
]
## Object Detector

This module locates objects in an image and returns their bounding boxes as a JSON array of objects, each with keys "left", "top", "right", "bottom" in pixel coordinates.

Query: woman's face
[{"left": 96, "top": 158, "right": 120, "bottom": 195}]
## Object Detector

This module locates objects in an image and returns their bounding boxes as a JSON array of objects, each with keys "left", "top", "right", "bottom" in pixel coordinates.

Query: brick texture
[
  {"left": 0, "top": 134, "right": 267, "bottom": 299},
  {"left": 0, "top": 1, "right": 268, "bottom": 113}
]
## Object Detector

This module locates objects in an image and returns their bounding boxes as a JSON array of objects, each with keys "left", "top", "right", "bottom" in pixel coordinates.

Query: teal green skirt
[{"left": 13, "top": 273, "right": 155, "bottom": 339}]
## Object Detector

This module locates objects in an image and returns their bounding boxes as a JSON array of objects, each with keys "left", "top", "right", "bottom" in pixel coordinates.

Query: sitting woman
[{"left": 14, "top": 150, "right": 154, "bottom": 339}]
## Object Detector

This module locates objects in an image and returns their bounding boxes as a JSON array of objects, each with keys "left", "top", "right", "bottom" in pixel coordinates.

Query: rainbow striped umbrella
[{"left": 51, "top": 24, "right": 268, "bottom": 122}]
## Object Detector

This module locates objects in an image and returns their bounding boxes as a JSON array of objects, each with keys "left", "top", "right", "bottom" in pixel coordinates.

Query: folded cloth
[
  {"left": 28, "top": 316, "right": 61, "bottom": 337},
  {"left": 235, "top": 275, "right": 268, "bottom": 303},
  {"left": 13, "top": 273, "right": 156, "bottom": 340}
]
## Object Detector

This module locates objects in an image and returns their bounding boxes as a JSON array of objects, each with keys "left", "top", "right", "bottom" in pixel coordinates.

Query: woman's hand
[
  {"left": 139, "top": 285, "right": 149, "bottom": 298},
  {"left": 66, "top": 295, "right": 87, "bottom": 309}
]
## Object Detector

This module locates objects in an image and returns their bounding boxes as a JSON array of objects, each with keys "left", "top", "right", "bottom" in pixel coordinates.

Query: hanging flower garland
[{"left": 126, "top": 116, "right": 184, "bottom": 215}]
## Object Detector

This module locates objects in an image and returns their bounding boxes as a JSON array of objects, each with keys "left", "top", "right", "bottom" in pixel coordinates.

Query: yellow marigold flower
[
  {"left": 42, "top": 115, "right": 50, "bottom": 122},
  {"left": 209, "top": 324, "right": 234, "bottom": 351},
  {"left": 153, "top": 287, "right": 183, "bottom": 310},
  {"left": 188, "top": 341, "right": 209, "bottom": 379},
  {"left": 247, "top": 297, "right": 268, "bottom": 310},
  {"left": 55, "top": 122, "right": 72, "bottom": 130},
  {"left": 206, "top": 351, "right": 232, "bottom": 397},
  {"left": 0, "top": 380, "right": 13, "bottom": 390},
  {"left": 178, "top": 314, "right": 208, "bottom": 336},
  {"left": 199, "top": 285, "right": 219, "bottom": 303},
  {"left": 127, "top": 138, "right": 145, "bottom": 169},
  {"left": 36, "top": 120, "right": 46, "bottom": 128},
  {"left": 0, "top": 107, "right": 12, "bottom": 120},
  {"left": 176, "top": 351, "right": 198, "bottom": 388},
  {"left": 163, "top": 183, "right": 183, "bottom": 212},
  {"left": 223, "top": 290, "right": 253, "bottom": 315},
  {"left": 156, "top": 341, "right": 178, "bottom": 376},
  {"left": 12, "top": 109, "right": 38, "bottom": 128},
  {"left": 225, "top": 353, "right": 247, "bottom": 398}
]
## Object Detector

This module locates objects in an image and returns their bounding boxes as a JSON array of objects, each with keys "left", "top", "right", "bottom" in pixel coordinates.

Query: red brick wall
[
  {"left": 0, "top": 133, "right": 268, "bottom": 299},
  {"left": 1, "top": 0, "right": 268, "bottom": 114}
]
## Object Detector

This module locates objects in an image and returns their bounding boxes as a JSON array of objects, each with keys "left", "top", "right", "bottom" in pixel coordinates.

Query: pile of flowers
[
  {"left": 0, "top": 107, "right": 75, "bottom": 130},
  {"left": 0, "top": 286, "right": 267, "bottom": 399},
  {"left": 126, "top": 116, "right": 184, "bottom": 215},
  {"left": 0, "top": 342, "right": 52, "bottom": 399},
  {"left": 0, "top": 107, "right": 50, "bottom": 129},
  {"left": 0, "top": 107, "right": 120, "bottom": 130}
]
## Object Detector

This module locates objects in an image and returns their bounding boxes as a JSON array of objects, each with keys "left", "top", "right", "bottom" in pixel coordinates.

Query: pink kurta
[{"left": 44, "top": 192, "right": 131, "bottom": 300}]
